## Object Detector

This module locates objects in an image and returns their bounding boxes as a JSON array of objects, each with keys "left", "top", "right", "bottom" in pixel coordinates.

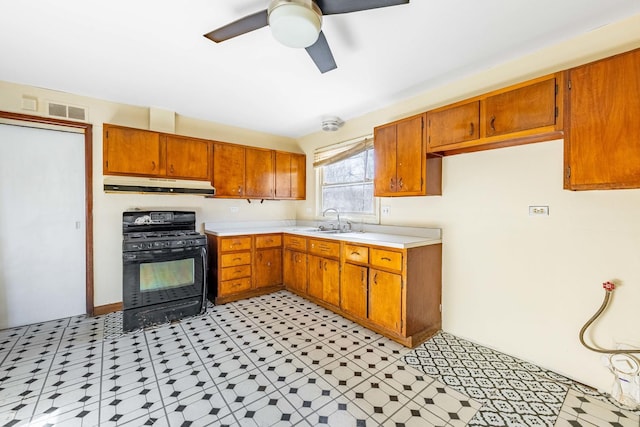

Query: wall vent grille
[{"left": 47, "top": 102, "right": 88, "bottom": 121}]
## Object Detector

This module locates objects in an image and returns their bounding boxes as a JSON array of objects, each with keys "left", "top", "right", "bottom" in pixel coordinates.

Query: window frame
[{"left": 315, "top": 145, "right": 379, "bottom": 224}]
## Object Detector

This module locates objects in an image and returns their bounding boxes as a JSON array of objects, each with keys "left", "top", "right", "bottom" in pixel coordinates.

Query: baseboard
[{"left": 93, "top": 302, "right": 122, "bottom": 316}]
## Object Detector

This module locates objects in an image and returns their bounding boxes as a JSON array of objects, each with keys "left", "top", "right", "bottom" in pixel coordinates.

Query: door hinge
[
  {"left": 439, "top": 303, "right": 442, "bottom": 312},
  {"left": 105, "top": 130, "right": 108, "bottom": 138},
  {"left": 566, "top": 166, "right": 571, "bottom": 179},
  {"left": 105, "top": 160, "right": 108, "bottom": 168},
  {"left": 555, "top": 106, "right": 559, "bottom": 118}
]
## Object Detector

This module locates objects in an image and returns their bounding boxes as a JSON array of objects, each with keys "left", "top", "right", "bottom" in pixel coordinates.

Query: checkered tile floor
[{"left": 1, "top": 290, "right": 638, "bottom": 426}]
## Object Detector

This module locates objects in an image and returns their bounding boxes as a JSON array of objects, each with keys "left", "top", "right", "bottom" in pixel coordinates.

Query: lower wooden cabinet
[
  {"left": 340, "top": 262, "right": 368, "bottom": 319},
  {"left": 283, "top": 249, "right": 307, "bottom": 294},
  {"left": 207, "top": 233, "right": 284, "bottom": 303},
  {"left": 308, "top": 254, "right": 340, "bottom": 307},
  {"left": 368, "top": 268, "right": 402, "bottom": 334}
]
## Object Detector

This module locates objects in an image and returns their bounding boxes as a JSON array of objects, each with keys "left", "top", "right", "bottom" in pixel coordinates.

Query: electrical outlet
[
  {"left": 230, "top": 206, "right": 239, "bottom": 213},
  {"left": 381, "top": 206, "right": 390, "bottom": 216},
  {"left": 529, "top": 205, "right": 549, "bottom": 216}
]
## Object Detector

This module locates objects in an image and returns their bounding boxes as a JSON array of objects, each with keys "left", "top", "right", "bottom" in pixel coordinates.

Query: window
[{"left": 315, "top": 137, "right": 376, "bottom": 218}]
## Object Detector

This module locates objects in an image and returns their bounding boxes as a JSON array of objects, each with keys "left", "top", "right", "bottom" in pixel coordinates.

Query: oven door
[{"left": 123, "top": 246, "right": 206, "bottom": 309}]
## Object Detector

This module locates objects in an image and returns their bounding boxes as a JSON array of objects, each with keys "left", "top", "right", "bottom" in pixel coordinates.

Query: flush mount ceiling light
[{"left": 268, "top": 0, "right": 322, "bottom": 48}]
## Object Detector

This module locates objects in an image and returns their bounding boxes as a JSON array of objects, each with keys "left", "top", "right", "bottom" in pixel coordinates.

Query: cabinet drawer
[
  {"left": 255, "top": 234, "right": 282, "bottom": 249},
  {"left": 219, "top": 277, "right": 251, "bottom": 296},
  {"left": 284, "top": 235, "right": 307, "bottom": 251},
  {"left": 308, "top": 239, "right": 340, "bottom": 258},
  {"left": 220, "top": 252, "right": 251, "bottom": 267},
  {"left": 343, "top": 244, "right": 369, "bottom": 264},
  {"left": 370, "top": 248, "right": 403, "bottom": 271},
  {"left": 220, "top": 265, "right": 251, "bottom": 281},
  {"left": 220, "top": 236, "right": 251, "bottom": 252}
]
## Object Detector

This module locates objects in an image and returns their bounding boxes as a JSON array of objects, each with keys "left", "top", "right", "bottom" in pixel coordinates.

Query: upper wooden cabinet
[
  {"left": 165, "top": 135, "right": 210, "bottom": 180},
  {"left": 275, "top": 151, "right": 306, "bottom": 200},
  {"left": 212, "top": 143, "right": 245, "bottom": 197},
  {"left": 427, "top": 101, "right": 480, "bottom": 149},
  {"left": 426, "top": 73, "right": 563, "bottom": 154},
  {"left": 245, "top": 147, "right": 275, "bottom": 199},
  {"left": 103, "top": 125, "right": 163, "bottom": 176},
  {"left": 485, "top": 78, "right": 557, "bottom": 138},
  {"left": 103, "top": 124, "right": 210, "bottom": 181},
  {"left": 374, "top": 113, "right": 442, "bottom": 197},
  {"left": 564, "top": 48, "right": 640, "bottom": 190}
]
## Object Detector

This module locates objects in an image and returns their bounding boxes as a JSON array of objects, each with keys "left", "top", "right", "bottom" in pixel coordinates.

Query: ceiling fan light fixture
[{"left": 268, "top": 0, "right": 322, "bottom": 48}]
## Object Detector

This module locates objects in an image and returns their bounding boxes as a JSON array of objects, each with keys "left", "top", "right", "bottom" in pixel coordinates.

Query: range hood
[{"left": 104, "top": 176, "right": 215, "bottom": 196}]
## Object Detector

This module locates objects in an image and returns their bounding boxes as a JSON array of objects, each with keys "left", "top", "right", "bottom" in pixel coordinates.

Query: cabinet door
[
  {"left": 368, "top": 268, "right": 402, "bottom": 334},
  {"left": 290, "top": 153, "right": 306, "bottom": 200},
  {"left": 485, "top": 78, "right": 557, "bottom": 138},
  {"left": 395, "top": 115, "right": 425, "bottom": 194},
  {"left": 307, "top": 254, "right": 324, "bottom": 300},
  {"left": 284, "top": 249, "right": 307, "bottom": 294},
  {"left": 373, "top": 124, "right": 397, "bottom": 196},
  {"left": 341, "top": 263, "right": 367, "bottom": 319},
  {"left": 566, "top": 49, "right": 640, "bottom": 189},
  {"left": 275, "top": 151, "right": 292, "bottom": 199},
  {"left": 245, "top": 147, "right": 274, "bottom": 198},
  {"left": 427, "top": 101, "right": 480, "bottom": 149},
  {"left": 254, "top": 248, "right": 282, "bottom": 288},
  {"left": 104, "top": 126, "right": 163, "bottom": 176},
  {"left": 165, "top": 135, "right": 210, "bottom": 180},
  {"left": 321, "top": 258, "right": 340, "bottom": 307},
  {"left": 213, "top": 143, "right": 245, "bottom": 197}
]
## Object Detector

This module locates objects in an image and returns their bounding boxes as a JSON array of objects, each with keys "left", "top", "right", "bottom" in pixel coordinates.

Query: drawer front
[
  {"left": 220, "top": 236, "right": 252, "bottom": 252},
  {"left": 219, "top": 277, "right": 251, "bottom": 296},
  {"left": 343, "top": 243, "right": 369, "bottom": 264},
  {"left": 220, "top": 252, "right": 251, "bottom": 267},
  {"left": 284, "top": 235, "right": 307, "bottom": 251},
  {"left": 308, "top": 239, "right": 340, "bottom": 258},
  {"left": 220, "top": 265, "right": 251, "bottom": 281},
  {"left": 255, "top": 234, "right": 282, "bottom": 249},
  {"left": 370, "top": 248, "right": 403, "bottom": 271}
]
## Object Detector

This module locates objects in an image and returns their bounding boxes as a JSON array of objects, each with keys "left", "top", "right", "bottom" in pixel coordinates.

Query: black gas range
[{"left": 122, "top": 211, "right": 207, "bottom": 332}]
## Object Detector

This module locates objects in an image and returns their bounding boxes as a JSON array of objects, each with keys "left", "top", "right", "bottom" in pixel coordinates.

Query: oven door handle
[{"left": 200, "top": 245, "right": 208, "bottom": 313}]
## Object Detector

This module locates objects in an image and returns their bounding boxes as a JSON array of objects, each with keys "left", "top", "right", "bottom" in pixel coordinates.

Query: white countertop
[{"left": 204, "top": 220, "right": 441, "bottom": 249}]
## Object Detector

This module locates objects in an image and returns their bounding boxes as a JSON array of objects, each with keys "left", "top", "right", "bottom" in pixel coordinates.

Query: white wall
[{"left": 296, "top": 14, "right": 640, "bottom": 393}]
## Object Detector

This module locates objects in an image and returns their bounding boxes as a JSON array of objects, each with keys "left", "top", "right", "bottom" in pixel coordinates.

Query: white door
[{"left": 0, "top": 123, "right": 86, "bottom": 329}]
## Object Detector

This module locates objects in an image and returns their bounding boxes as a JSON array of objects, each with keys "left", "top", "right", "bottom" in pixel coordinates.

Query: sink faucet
[{"left": 322, "top": 208, "right": 341, "bottom": 231}]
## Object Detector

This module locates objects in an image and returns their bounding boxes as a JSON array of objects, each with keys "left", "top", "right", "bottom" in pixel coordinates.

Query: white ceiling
[{"left": 1, "top": 1, "right": 639, "bottom": 138}]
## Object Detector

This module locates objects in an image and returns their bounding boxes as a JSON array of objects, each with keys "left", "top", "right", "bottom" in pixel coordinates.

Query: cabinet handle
[
  {"left": 319, "top": 259, "right": 322, "bottom": 269},
  {"left": 398, "top": 178, "right": 403, "bottom": 189},
  {"left": 373, "top": 273, "right": 378, "bottom": 285},
  {"left": 361, "top": 270, "right": 364, "bottom": 282},
  {"left": 151, "top": 161, "right": 156, "bottom": 171},
  {"left": 490, "top": 116, "right": 496, "bottom": 132},
  {"left": 233, "top": 257, "right": 241, "bottom": 261},
  {"left": 469, "top": 122, "right": 474, "bottom": 136},
  {"left": 323, "top": 261, "right": 327, "bottom": 271},
  {"left": 351, "top": 251, "right": 360, "bottom": 256},
  {"left": 390, "top": 178, "right": 395, "bottom": 190},
  {"left": 170, "top": 164, "right": 174, "bottom": 173},
  {"left": 237, "top": 186, "right": 242, "bottom": 194},
  {"left": 381, "top": 257, "right": 391, "bottom": 262}
]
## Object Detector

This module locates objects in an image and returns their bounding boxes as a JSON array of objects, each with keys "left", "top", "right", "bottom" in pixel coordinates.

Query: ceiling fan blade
[
  {"left": 204, "top": 9, "right": 268, "bottom": 43},
  {"left": 316, "top": 0, "right": 409, "bottom": 15},
  {"left": 305, "top": 31, "right": 337, "bottom": 73}
]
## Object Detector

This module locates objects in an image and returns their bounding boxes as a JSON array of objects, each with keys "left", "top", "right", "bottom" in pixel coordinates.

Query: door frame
[{"left": 0, "top": 110, "right": 94, "bottom": 316}]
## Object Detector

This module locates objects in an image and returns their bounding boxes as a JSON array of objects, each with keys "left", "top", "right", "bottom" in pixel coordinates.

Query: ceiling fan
[{"left": 204, "top": 0, "right": 410, "bottom": 73}]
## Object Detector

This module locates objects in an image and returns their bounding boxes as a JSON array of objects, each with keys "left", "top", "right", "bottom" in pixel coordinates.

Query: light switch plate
[{"left": 529, "top": 205, "right": 549, "bottom": 216}]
